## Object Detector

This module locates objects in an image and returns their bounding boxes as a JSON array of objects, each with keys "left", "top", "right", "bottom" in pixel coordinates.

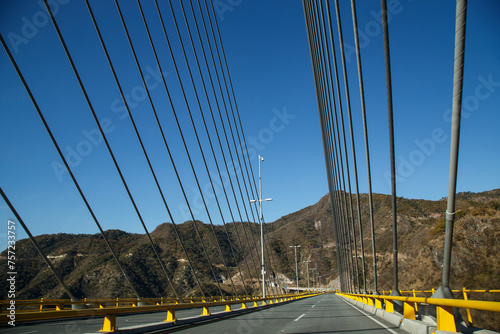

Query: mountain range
[{"left": 1, "top": 189, "right": 498, "bottom": 330}]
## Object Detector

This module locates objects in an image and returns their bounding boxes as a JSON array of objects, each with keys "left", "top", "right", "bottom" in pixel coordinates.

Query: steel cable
[{"left": 0, "top": 33, "right": 143, "bottom": 300}]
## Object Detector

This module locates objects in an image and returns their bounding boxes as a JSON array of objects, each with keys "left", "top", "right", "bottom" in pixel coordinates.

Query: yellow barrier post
[
  {"left": 165, "top": 309, "right": 176, "bottom": 322},
  {"left": 436, "top": 305, "right": 456, "bottom": 332},
  {"left": 40, "top": 298, "right": 43, "bottom": 312},
  {"left": 201, "top": 305, "right": 211, "bottom": 316},
  {"left": 462, "top": 287, "right": 473, "bottom": 326},
  {"left": 225, "top": 304, "right": 232, "bottom": 312},
  {"left": 100, "top": 315, "right": 117, "bottom": 332},
  {"left": 403, "top": 301, "right": 416, "bottom": 320},
  {"left": 385, "top": 299, "right": 394, "bottom": 313},
  {"left": 241, "top": 302, "right": 248, "bottom": 309},
  {"left": 412, "top": 289, "right": 419, "bottom": 313}
]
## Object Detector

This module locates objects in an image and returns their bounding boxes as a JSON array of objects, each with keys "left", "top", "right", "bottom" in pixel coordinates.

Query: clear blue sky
[{"left": 1, "top": 0, "right": 499, "bottom": 248}]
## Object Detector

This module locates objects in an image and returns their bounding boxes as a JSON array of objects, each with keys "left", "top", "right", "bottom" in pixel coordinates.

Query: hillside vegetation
[{"left": 1, "top": 189, "right": 499, "bottom": 330}]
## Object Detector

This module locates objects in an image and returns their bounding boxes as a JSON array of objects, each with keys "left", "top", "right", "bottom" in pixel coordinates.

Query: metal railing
[
  {"left": 1, "top": 293, "right": 320, "bottom": 332},
  {"left": 373, "top": 288, "right": 500, "bottom": 325},
  {"left": 338, "top": 291, "right": 500, "bottom": 332}
]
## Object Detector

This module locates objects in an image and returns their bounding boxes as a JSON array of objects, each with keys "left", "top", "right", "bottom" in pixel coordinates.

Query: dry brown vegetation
[{"left": 1, "top": 189, "right": 498, "bottom": 330}]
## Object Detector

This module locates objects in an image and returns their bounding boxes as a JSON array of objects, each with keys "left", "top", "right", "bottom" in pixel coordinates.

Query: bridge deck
[
  {"left": 173, "top": 294, "right": 405, "bottom": 333},
  {"left": 2, "top": 294, "right": 407, "bottom": 333}
]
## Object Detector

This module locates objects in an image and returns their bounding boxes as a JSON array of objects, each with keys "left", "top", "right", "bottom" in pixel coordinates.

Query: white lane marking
[
  {"left": 20, "top": 331, "right": 38, "bottom": 334},
  {"left": 345, "top": 303, "right": 399, "bottom": 334},
  {"left": 294, "top": 313, "right": 306, "bottom": 322},
  {"left": 311, "top": 304, "right": 315, "bottom": 308}
]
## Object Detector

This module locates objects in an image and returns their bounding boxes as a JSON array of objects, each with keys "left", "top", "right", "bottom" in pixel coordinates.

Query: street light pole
[
  {"left": 290, "top": 245, "right": 301, "bottom": 294},
  {"left": 310, "top": 266, "right": 316, "bottom": 291},
  {"left": 250, "top": 155, "right": 272, "bottom": 298},
  {"left": 314, "top": 263, "right": 318, "bottom": 290},
  {"left": 303, "top": 260, "right": 311, "bottom": 291}
]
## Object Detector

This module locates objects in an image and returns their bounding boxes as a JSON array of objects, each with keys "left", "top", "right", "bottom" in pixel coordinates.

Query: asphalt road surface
[{"left": 167, "top": 294, "right": 407, "bottom": 334}]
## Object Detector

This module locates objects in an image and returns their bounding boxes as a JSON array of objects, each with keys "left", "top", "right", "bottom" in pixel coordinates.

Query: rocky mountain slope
[{"left": 1, "top": 189, "right": 499, "bottom": 330}]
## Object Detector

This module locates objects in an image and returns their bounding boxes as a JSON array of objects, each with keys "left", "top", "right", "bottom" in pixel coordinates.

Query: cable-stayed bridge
[{"left": 0, "top": 0, "right": 499, "bottom": 333}]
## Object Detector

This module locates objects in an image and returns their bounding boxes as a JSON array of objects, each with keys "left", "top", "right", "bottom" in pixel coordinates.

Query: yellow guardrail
[
  {"left": 338, "top": 291, "right": 500, "bottom": 332},
  {"left": 378, "top": 288, "right": 500, "bottom": 325},
  {"left": 377, "top": 288, "right": 500, "bottom": 297},
  {"left": 0, "top": 296, "right": 245, "bottom": 311},
  {"left": 1, "top": 293, "right": 320, "bottom": 332}
]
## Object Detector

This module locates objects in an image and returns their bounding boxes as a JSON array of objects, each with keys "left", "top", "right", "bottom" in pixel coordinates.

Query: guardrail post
[
  {"left": 100, "top": 315, "right": 117, "bottom": 332},
  {"left": 385, "top": 299, "right": 394, "bottom": 313},
  {"left": 436, "top": 305, "right": 457, "bottom": 332},
  {"left": 225, "top": 304, "right": 232, "bottom": 312},
  {"left": 40, "top": 298, "right": 43, "bottom": 312},
  {"left": 201, "top": 305, "right": 210, "bottom": 316},
  {"left": 241, "top": 302, "right": 247, "bottom": 309},
  {"left": 462, "top": 287, "right": 473, "bottom": 325},
  {"left": 412, "top": 289, "right": 419, "bottom": 313},
  {"left": 56, "top": 303, "right": 64, "bottom": 311},
  {"left": 403, "top": 301, "right": 416, "bottom": 320},
  {"left": 165, "top": 309, "right": 176, "bottom": 322}
]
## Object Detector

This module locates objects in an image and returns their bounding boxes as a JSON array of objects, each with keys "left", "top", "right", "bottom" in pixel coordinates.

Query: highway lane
[{"left": 169, "top": 294, "right": 407, "bottom": 334}]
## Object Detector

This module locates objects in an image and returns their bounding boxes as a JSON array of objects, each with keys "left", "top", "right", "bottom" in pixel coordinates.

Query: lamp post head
[
  {"left": 249, "top": 200, "right": 256, "bottom": 203},
  {"left": 265, "top": 198, "right": 273, "bottom": 201}
]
